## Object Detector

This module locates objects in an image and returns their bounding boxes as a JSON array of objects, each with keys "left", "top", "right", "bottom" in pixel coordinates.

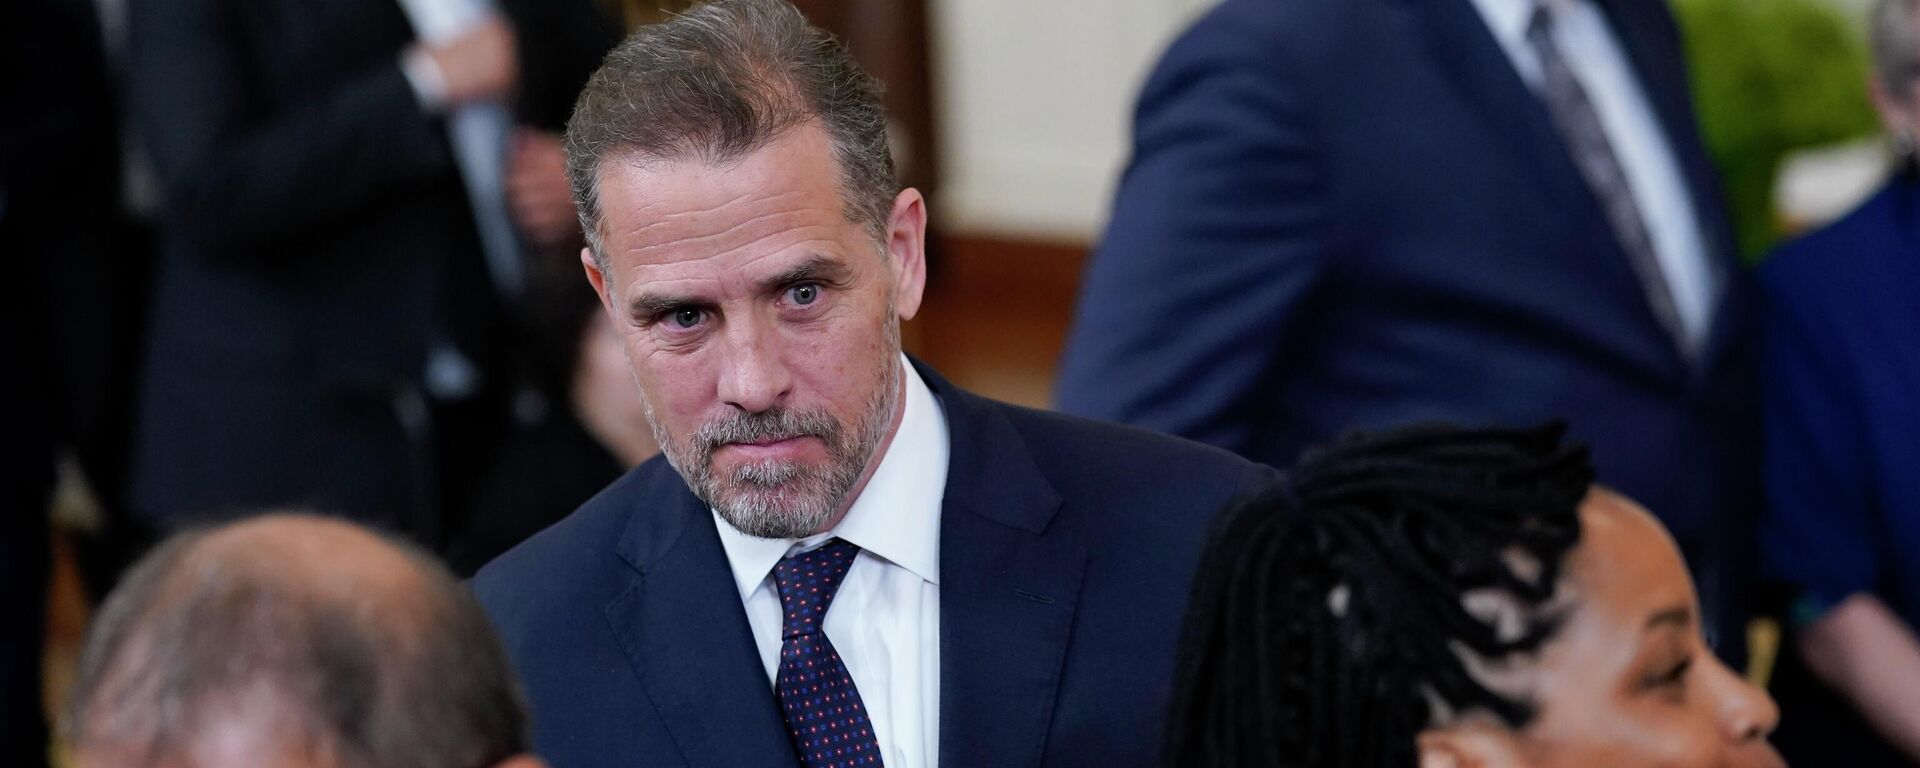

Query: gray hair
[
  {"left": 64, "top": 517, "right": 530, "bottom": 768},
  {"left": 564, "top": 0, "right": 897, "bottom": 266},
  {"left": 1873, "top": 0, "right": 1920, "bottom": 101}
]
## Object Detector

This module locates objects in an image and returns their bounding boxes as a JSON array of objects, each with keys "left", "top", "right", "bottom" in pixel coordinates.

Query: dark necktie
[
  {"left": 1525, "top": 3, "right": 1688, "bottom": 354},
  {"left": 772, "top": 538, "right": 885, "bottom": 767}
]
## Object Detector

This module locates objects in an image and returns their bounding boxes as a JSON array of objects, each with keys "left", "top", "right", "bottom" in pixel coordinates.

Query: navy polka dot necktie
[{"left": 772, "top": 538, "right": 885, "bottom": 767}]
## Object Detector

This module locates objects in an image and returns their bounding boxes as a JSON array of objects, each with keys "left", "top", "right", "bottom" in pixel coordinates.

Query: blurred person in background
[
  {"left": 125, "top": 0, "right": 619, "bottom": 543},
  {"left": 3, "top": 0, "right": 153, "bottom": 762},
  {"left": 1167, "top": 424, "right": 1782, "bottom": 767},
  {"left": 1757, "top": 1, "right": 1920, "bottom": 762},
  {"left": 63, "top": 513, "right": 544, "bottom": 768},
  {"left": 444, "top": 272, "right": 657, "bottom": 576},
  {"left": 1056, "top": 0, "right": 1758, "bottom": 657}
]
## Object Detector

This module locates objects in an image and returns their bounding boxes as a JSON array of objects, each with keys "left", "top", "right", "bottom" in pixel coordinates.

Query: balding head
[{"left": 65, "top": 514, "right": 541, "bottom": 768}]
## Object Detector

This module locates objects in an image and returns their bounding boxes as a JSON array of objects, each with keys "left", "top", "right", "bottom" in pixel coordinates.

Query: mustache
[{"left": 692, "top": 407, "right": 841, "bottom": 456}]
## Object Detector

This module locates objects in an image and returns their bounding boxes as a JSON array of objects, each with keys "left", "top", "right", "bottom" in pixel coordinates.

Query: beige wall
[{"left": 929, "top": 0, "right": 1218, "bottom": 242}]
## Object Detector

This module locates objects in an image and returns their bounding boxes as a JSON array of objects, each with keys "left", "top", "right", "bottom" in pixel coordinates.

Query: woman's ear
[{"left": 1418, "top": 722, "right": 1526, "bottom": 768}]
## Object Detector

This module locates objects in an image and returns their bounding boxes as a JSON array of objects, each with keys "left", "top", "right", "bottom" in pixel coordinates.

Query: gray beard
[{"left": 648, "top": 334, "right": 903, "bottom": 540}]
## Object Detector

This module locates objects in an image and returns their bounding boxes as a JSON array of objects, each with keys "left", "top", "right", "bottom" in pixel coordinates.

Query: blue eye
[
  {"left": 672, "top": 308, "right": 703, "bottom": 328},
  {"left": 790, "top": 284, "right": 820, "bottom": 306}
]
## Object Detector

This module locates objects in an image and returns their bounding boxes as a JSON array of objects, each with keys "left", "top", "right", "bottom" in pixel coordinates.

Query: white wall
[{"left": 929, "top": 0, "right": 1217, "bottom": 242}]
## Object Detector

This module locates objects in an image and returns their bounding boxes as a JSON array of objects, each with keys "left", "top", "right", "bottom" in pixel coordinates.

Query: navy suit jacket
[
  {"left": 1757, "top": 176, "right": 1920, "bottom": 766},
  {"left": 1056, "top": 0, "right": 1758, "bottom": 642},
  {"left": 473, "top": 362, "right": 1274, "bottom": 767}
]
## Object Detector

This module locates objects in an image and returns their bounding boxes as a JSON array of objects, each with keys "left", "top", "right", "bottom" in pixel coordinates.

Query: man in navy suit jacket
[
  {"left": 1056, "top": 0, "right": 1757, "bottom": 648},
  {"left": 472, "top": 2, "right": 1270, "bottom": 765}
]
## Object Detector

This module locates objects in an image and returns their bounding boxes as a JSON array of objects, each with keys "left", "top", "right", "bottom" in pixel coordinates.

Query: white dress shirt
[
  {"left": 713, "top": 355, "right": 949, "bottom": 768},
  {"left": 1469, "top": 0, "right": 1719, "bottom": 354}
]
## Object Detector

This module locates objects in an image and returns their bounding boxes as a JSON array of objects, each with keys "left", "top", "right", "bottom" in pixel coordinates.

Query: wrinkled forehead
[{"left": 593, "top": 125, "right": 859, "bottom": 270}]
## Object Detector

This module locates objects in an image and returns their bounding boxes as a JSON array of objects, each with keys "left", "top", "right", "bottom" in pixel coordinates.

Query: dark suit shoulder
[
  {"left": 471, "top": 458, "right": 673, "bottom": 628},
  {"left": 1160, "top": 0, "right": 1358, "bottom": 73},
  {"left": 992, "top": 399, "right": 1277, "bottom": 497},
  {"left": 1760, "top": 181, "right": 1914, "bottom": 331},
  {"left": 1765, "top": 183, "right": 1906, "bottom": 287}
]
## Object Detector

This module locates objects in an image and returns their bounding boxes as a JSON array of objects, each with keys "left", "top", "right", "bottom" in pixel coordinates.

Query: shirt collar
[
  {"left": 1468, "top": 0, "right": 1540, "bottom": 50},
  {"left": 712, "top": 355, "right": 951, "bottom": 599}
]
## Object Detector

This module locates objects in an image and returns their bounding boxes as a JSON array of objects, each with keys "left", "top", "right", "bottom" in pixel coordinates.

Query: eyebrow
[
  {"left": 623, "top": 254, "right": 852, "bottom": 321},
  {"left": 627, "top": 291, "right": 693, "bottom": 321},
  {"left": 756, "top": 254, "right": 851, "bottom": 294},
  {"left": 1644, "top": 605, "right": 1693, "bottom": 632}
]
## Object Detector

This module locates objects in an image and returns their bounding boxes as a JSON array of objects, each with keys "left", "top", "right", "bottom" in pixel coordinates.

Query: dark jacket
[
  {"left": 1759, "top": 175, "right": 1920, "bottom": 767},
  {"left": 1055, "top": 0, "right": 1757, "bottom": 645},
  {"left": 474, "top": 362, "right": 1276, "bottom": 766},
  {"left": 126, "top": 0, "right": 618, "bottom": 532}
]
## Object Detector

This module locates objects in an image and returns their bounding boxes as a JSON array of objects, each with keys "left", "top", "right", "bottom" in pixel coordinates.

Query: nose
[
  {"left": 1710, "top": 656, "right": 1780, "bottom": 744},
  {"left": 715, "top": 312, "right": 792, "bottom": 413}
]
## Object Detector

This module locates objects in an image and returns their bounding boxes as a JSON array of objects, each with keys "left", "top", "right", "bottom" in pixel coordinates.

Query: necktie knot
[{"left": 772, "top": 538, "right": 860, "bottom": 639}]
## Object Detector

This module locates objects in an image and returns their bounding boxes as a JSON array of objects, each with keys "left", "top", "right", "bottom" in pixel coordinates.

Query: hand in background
[
  {"left": 508, "top": 128, "right": 580, "bottom": 249},
  {"left": 424, "top": 16, "right": 518, "bottom": 105}
]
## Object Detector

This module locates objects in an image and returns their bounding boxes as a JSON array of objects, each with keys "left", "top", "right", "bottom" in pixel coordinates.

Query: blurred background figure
[
  {"left": 124, "top": 0, "right": 618, "bottom": 543},
  {"left": 4, "top": 0, "right": 156, "bottom": 763},
  {"left": 1055, "top": 0, "right": 1759, "bottom": 653},
  {"left": 1166, "top": 424, "right": 1782, "bottom": 767},
  {"left": 1758, "top": 0, "right": 1920, "bottom": 762},
  {"left": 63, "top": 513, "right": 544, "bottom": 768},
  {"left": 444, "top": 273, "right": 657, "bottom": 576}
]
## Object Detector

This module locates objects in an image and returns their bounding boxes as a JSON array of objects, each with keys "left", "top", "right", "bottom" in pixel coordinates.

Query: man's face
[{"left": 582, "top": 123, "right": 926, "bottom": 539}]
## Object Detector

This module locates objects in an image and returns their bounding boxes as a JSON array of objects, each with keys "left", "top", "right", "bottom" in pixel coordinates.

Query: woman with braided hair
[{"left": 1164, "top": 423, "right": 1783, "bottom": 767}]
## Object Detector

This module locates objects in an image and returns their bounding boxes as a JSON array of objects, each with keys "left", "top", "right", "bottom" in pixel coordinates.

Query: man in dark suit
[
  {"left": 126, "top": 0, "right": 619, "bottom": 539},
  {"left": 1055, "top": 0, "right": 1756, "bottom": 648},
  {"left": 472, "top": 2, "right": 1271, "bottom": 765}
]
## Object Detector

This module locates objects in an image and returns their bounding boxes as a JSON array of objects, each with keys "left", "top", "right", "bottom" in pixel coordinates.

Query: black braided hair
[{"left": 1162, "top": 422, "right": 1595, "bottom": 768}]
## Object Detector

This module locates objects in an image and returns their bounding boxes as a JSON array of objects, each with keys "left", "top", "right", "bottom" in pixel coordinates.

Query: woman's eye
[
  {"left": 1646, "top": 657, "right": 1693, "bottom": 692},
  {"left": 789, "top": 284, "right": 820, "bottom": 306},
  {"left": 672, "top": 308, "right": 703, "bottom": 329}
]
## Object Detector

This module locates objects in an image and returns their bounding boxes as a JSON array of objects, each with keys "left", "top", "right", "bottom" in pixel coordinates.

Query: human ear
[
  {"left": 883, "top": 187, "right": 928, "bottom": 322},
  {"left": 582, "top": 246, "right": 616, "bottom": 312},
  {"left": 1870, "top": 74, "right": 1920, "bottom": 151}
]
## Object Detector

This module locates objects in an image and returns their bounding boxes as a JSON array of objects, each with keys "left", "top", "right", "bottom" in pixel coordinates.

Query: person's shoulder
[
  {"left": 470, "top": 458, "right": 676, "bottom": 623},
  {"left": 1763, "top": 180, "right": 1908, "bottom": 298},
  {"left": 1154, "top": 0, "right": 1346, "bottom": 74},
  {"left": 986, "top": 397, "right": 1273, "bottom": 492}
]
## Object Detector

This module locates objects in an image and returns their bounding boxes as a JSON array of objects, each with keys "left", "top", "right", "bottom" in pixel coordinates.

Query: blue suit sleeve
[
  {"left": 1758, "top": 260, "right": 1878, "bottom": 624},
  {"left": 1053, "top": 9, "right": 1329, "bottom": 454}
]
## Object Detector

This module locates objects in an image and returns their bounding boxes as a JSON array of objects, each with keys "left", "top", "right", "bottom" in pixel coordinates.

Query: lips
[{"left": 720, "top": 435, "right": 816, "bottom": 460}]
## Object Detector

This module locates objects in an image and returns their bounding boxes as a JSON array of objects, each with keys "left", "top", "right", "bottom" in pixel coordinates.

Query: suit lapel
[
  {"left": 1396, "top": 0, "right": 1604, "bottom": 231},
  {"left": 922, "top": 364, "right": 1088, "bottom": 768},
  {"left": 1395, "top": 0, "right": 1688, "bottom": 379},
  {"left": 604, "top": 480, "right": 799, "bottom": 768},
  {"left": 1597, "top": 0, "right": 1746, "bottom": 374}
]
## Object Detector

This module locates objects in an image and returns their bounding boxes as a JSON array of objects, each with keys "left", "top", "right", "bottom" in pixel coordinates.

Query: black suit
[{"left": 126, "top": 0, "right": 618, "bottom": 536}]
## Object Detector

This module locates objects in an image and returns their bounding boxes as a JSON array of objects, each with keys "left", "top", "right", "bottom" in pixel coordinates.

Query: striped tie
[{"left": 1525, "top": 3, "right": 1688, "bottom": 355}]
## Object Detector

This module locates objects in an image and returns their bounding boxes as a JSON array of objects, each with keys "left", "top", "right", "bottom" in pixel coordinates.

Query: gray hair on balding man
[{"left": 63, "top": 513, "right": 544, "bottom": 768}]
